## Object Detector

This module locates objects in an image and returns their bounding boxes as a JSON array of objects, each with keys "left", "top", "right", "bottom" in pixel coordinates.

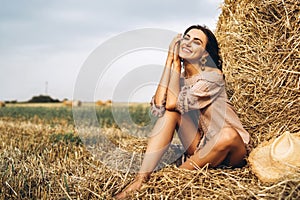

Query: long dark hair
[{"left": 184, "top": 25, "right": 223, "bottom": 72}]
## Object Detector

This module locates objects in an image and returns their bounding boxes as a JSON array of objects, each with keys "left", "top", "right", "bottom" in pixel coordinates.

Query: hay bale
[
  {"left": 216, "top": 0, "right": 300, "bottom": 146},
  {"left": 96, "top": 100, "right": 105, "bottom": 106},
  {"left": 0, "top": 101, "right": 5, "bottom": 107},
  {"left": 96, "top": 100, "right": 112, "bottom": 106},
  {"left": 63, "top": 100, "right": 82, "bottom": 107},
  {"left": 63, "top": 100, "right": 72, "bottom": 107},
  {"left": 73, "top": 100, "right": 82, "bottom": 107}
]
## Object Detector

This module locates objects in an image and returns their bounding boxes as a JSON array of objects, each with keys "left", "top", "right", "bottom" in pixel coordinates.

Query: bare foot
[{"left": 114, "top": 173, "right": 150, "bottom": 199}]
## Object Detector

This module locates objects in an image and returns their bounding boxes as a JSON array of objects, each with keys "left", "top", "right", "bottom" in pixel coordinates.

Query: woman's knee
[
  {"left": 164, "top": 109, "right": 180, "bottom": 118},
  {"left": 214, "top": 129, "right": 246, "bottom": 167},
  {"left": 216, "top": 128, "right": 243, "bottom": 151},
  {"left": 220, "top": 128, "right": 247, "bottom": 155},
  {"left": 163, "top": 110, "right": 182, "bottom": 125},
  {"left": 149, "top": 110, "right": 180, "bottom": 137}
]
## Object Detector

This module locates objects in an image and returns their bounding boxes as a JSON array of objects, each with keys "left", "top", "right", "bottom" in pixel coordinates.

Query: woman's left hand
[{"left": 173, "top": 37, "right": 182, "bottom": 71}]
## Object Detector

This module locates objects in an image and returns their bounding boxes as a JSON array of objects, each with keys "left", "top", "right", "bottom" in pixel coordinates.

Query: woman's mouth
[{"left": 182, "top": 47, "right": 192, "bottom": 54}]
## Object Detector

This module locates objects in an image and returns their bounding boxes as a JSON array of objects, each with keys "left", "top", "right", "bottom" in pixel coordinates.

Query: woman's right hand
[{"left": 114, "top": 173, "right": 150, "bottom": 199}]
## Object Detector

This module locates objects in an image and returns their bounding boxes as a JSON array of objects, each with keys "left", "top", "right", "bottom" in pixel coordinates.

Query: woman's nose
[{"left": 186, "top": 39, "right": 192, "bottom": 46}]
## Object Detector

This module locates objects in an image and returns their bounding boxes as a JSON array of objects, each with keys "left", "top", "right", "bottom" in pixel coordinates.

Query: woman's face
[{"left": 179, "top": 28, "right": 208, "bottom": 62}]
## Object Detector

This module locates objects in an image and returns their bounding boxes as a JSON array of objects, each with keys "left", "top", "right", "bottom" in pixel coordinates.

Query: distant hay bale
[
  {"left": 0, "top": 101, "right": 5, "bottom": 107},
  {"left": 63, "top": 100, "right": 82, "bottom": 107},
  {"left": 96, "top": 100, "right": 105, "bottom": 106},
  {"left": 216, "top": 0, "right": 300, "bottom": 146},
  {"left": 73, "top": 100, "right": 82, "bottom": 107},
  {"left": 63, "top": 100, "right": 72, "bottom": 107},
  {"left": 96, "top": 100, "right": 112, "bottom": 106}
]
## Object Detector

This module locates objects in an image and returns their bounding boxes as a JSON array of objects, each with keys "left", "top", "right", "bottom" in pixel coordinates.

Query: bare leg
[
  {"left": 176, "top": 112, "right": 202, "bottom": 155},
  {"left": 114, "top": 112, "right": 212, "bottom": 199},
  {"left": 140, "top": 111, "right": 207, "bottom": 172},
  {"left": 114, "top": 110, "right": 180, "bottom": 199},
  {"left": 139, "top": 110, "right": 181, "bottom": 173},
  {"left": 179, "top": 127, "right": 247, "bottom": 170}
]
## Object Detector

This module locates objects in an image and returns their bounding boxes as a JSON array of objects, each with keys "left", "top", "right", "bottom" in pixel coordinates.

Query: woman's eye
[
  {"left": 183, "top": 36, "right": 189, "bottom": 40},
  {"left": 193, "top": 41, "right": 201, "bottom": 45}
]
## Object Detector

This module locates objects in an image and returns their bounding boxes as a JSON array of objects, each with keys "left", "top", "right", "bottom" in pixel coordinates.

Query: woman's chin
[
  {"left": 179, "top": 52, "right": 189, "bottom": 59},
  {"left": 179, "top": 53, "right": 198, "bottom": 63},
  {"left": 179, "top": 55, "right": 192, "bottom": 61}
]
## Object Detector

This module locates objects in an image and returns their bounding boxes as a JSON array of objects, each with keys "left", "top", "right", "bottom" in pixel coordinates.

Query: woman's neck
[{"left": 183, "top": 61, "right": 201, "bottom": 78}]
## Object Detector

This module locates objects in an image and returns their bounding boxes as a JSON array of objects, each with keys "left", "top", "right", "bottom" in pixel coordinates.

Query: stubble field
[{"left": 0, "top": 103, "right": 299, "bottom": 199}]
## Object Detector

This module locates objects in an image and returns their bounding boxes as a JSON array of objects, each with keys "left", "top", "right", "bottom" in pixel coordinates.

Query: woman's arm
[
  {"left": 165, "top": 40, "right": 182, "bottom": 110},
  {"left": 153, "top": 34, "right": 182, "bottom": 106},
  {"left": 153, "top": 53, "right": 173, "bottom": 106}
]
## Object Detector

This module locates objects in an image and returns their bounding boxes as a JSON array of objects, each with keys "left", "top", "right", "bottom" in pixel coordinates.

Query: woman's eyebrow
[
  {"left": 193, "top": 37, "right": 203, "bottom": 43},
  {"left": 185, "top": 34, "right": 203, "bottom": 43}
]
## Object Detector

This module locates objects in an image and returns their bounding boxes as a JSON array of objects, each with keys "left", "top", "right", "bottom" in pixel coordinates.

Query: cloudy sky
[{"left": 0, "top": 0, "right": 223, "bottom": 102}]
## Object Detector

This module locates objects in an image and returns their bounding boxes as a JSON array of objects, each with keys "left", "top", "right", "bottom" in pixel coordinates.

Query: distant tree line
[{"left": 27, "top": 95, "right": 60, "bottom": 103}]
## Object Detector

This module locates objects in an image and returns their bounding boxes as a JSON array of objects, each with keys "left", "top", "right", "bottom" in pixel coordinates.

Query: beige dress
[{"left": 151, "top": 71, "right": 250, "bottom": 158}]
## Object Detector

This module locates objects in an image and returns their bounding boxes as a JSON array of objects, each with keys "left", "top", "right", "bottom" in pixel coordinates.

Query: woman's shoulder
[
  {"left": 205, "top": 67, "right": 223, "bottom": 75},
  {"left": 202, "top": 70, "right": 224, "bottom": 83},
  {"left": 184, "top": 70, "right": 224, "bottom": 85}
]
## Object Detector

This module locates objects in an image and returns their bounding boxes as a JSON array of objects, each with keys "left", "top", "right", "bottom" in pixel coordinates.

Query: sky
[{"left": 0, "top": 0, "right": 223, "bottom": 102}]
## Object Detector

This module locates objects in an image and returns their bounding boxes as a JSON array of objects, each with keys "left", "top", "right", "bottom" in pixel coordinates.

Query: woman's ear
[{"left": 202, "top": 51, "right": 209, "bottom": 58}]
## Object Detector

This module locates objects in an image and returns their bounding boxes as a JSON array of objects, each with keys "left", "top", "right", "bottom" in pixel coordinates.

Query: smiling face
[{"left": 179, "top": 28, "right": 208, "bottom": 63}]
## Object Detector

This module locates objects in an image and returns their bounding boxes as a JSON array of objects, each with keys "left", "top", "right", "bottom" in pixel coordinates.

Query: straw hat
[{"left": 249, "top": 131, "right": 300, "bottom": 183}]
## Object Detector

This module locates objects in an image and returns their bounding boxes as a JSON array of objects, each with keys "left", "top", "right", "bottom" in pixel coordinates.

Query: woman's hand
[
  {"left": 167, "top": 34, "right": 182, "bottom": 62},
  {"left": 172, "top": 37, "right": 181, "bottom": 71},
  {"left": 165, "top": 34, "right": 182, "bottom": 110},
  {"left": 114, "top": 173, "right": 149, "bottom": 199},
  {"left": 169, "top": 34, "right": 182, "bottom": 52},
  {"left": 153, "top": 34, "right": 182, "bottom": 109}
]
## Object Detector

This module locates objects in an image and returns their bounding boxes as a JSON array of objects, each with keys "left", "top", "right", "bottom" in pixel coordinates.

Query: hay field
[{"left": 0, "top": 103, "right": 299, "bottom": 199}]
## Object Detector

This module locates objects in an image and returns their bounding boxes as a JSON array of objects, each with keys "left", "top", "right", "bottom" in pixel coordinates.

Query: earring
[{"left": 200, "top": 57, "right": 207, "bottom": 71}]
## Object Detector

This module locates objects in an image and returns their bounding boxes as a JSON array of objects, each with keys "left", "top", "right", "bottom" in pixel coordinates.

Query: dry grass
[{"left": 1, "top": 118, "right": 299, "bottom": 199}]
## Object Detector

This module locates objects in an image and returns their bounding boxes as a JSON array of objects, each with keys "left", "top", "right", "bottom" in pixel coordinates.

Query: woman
[{"left": 115, "top": 25, "right": 250, "bottom": 199}]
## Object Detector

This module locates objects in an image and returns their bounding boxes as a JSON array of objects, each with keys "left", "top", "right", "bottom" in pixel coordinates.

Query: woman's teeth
[{"left": 182, "top": 47, "right": 192, "bottom": 53}]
